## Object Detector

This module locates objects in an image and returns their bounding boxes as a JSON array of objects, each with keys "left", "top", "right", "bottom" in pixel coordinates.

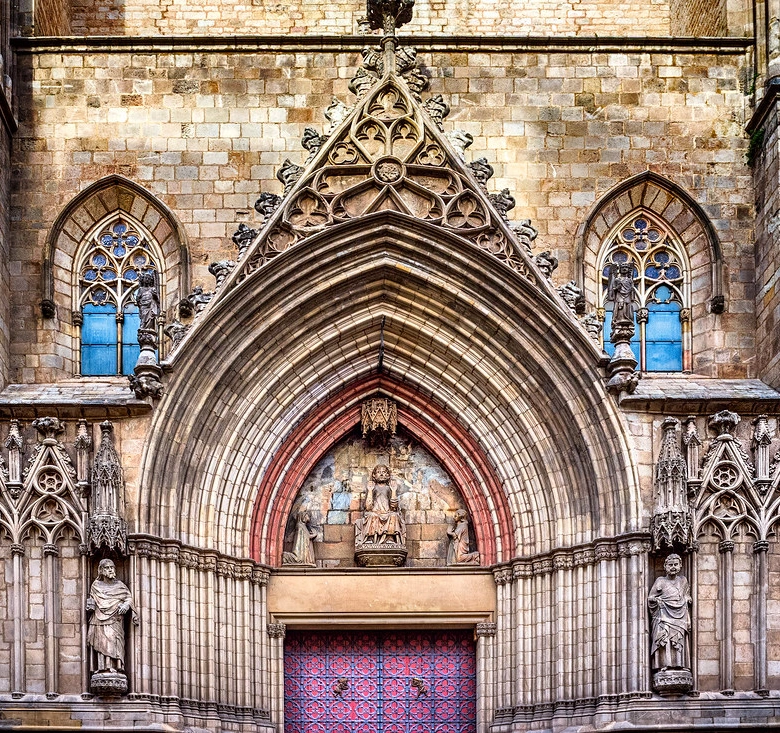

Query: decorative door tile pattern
[{"left": 285, "top": 630, "right": 476, "bottom": 733}]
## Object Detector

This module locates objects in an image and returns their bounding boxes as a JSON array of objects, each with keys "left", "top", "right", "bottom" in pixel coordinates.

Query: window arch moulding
[
  {"left": 598, "top": 211, "right": 691, "bottom": 372},
  {"left": 42, "top": 175, "right": 190, "bottom": 377}
]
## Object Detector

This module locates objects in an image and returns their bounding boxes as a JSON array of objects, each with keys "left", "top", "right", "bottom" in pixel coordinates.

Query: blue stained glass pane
[
  {"left": 648, "top": 229, "right": 661, "bottom": 242},
  {"left": 121, "top": 305, "right": 142, "bottom": 376},
  {"left": 622, "top": 229, "right": 635, "bottom": 241},
  {"left": 635, "top": 218, "right": 647, "bottom": 230},
  {"left": 666, "top": 265, "right": 680, "bottom": 279},
  {"left": 93, "top": 290, "right": 107, "bottom": 303},
  {"left": 645, "top": 265, "right": 660, "bottom": 279},
  {"left": 653, "top": 284, "right": 674, "bottom": 302},
  {"left": 613, "top": 252, "right": 628, "bottom": 263},
  {"left": 113, "top": 246, "right": 126, "bottom": 257},
  {"left": 82, "top": 304, "right": 118, "bottom": 375},
  {"left": 100, "top": 235, "right": 113, "bottom": 246},
  {"left": 113, "top": 222, "right": 127, "bottom": 235},
  {"left": 84, "top": 270, "right": 97, "bottom": 281},
  {"left": 102, "top": 270, "right": 116, "bottom": 281},
  {"left": 126, "top": 235, "right": 139, "bottom": 245},
  {"left": 635, "top": 240, "right": 647, "bottom": 250},
  {"left": 123, "top": 270, "right": 138, "bottom": 281},
  {"left": 654, "top": 251, "right": 670, "bottom": 264},
  {"left": 92, "top": 253, "right": 107, "bottom": 266},
  {"left": 133, "top": 254, "right": 147, "bottom": 266},
  {"left": 646, "top": 301, "right": 683, "bottom": 371}
]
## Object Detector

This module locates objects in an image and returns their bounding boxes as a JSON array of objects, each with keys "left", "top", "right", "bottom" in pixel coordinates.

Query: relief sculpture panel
[{"left": 282, "top": 428, "right": 476, "bottom": 567}]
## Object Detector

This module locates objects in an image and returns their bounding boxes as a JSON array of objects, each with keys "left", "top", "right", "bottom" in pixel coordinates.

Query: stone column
[
  {"left": 475, "top": 622, "right": 497, "bottom": 733},
  {"left": 753, "top": 540, "right": 769, "bottom": 696},
  {"left": 719, "top": 540, "right": 734, "bottom": 694},
  {"left": 267, "top": 623, "right": 286, "bottom": 730},
  {"left": 10, "top": 542, "right": 25, "bottom": 698}
]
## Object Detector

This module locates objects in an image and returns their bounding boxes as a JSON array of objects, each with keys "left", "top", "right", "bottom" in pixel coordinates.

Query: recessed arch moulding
[{"left": 137, "top": 215, "right": 641, "bottom": 564}]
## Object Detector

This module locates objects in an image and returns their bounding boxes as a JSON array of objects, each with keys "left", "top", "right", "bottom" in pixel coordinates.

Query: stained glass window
[
  {"left": 76, "top": 217, "right": 161, "bottom": 376},
  {"left": 598, "top": 214, "right": 690, "bottom": 372}
]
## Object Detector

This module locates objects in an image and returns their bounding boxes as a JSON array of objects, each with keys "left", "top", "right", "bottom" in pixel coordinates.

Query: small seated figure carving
[
  {"left": 446, "top": 509, "right": 480, "bottom": 565},
  {"left": 355, "top": 464, "right": 405, "bottom": 547}
]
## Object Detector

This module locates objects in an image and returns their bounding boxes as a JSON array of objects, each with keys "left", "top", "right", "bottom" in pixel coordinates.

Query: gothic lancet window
[
  {"left": 75, "top": 216, "right": 163, "bottom": 376},
  {"left": 598, "top": 213, "right": 691, "bottom": 372}
]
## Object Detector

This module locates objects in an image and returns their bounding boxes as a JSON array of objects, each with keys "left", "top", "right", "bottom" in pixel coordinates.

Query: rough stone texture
[
  {"left": 0, "top": 123, "right": 11, "bottom": 390},
  {"left": 670, "top": 0, "right": 726, "bottom": 36},
  {"left": 67, "top": 0, "right": 674, "bottom": 38},
  {"left": 10, "top": 45, "right": 755, "bottom": 382}
]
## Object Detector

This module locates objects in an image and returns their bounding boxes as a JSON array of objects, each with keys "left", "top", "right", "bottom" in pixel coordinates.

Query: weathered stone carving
[
  {"left": 253, "top": 193, "right": 282, "bottom": 228},
  {"left": 581, "top": 311, "right": 602, "bottom": 341},
  {"left": 87, "top": 421, "right": 128, "bottom": 556},
  {"left": 361, "top": 397, "right": 398, "bottom": 448},
  {"left": 467, "top": 157, "right": 494, "bottom": 188},
  {"left": 651, "top": 417, "right": 692, "bottom": 552},
  {"left": 489, "top": 188, "right": 516, "bottom": 222},
  {"left": 136, "top": 270, "right": 160, "bottom": 332},
  {"left": 354, "top": 464, "right": 407, "bottom": 566},
  {"left": 128, "top": 371, "right": 163, "bottom": 400},
  {"left": 511, "top": 219, "right": 538, "bottom": 255},
  {"left": 605, "top": 261, "right": 639, "bottom": 395},
  {"left": 232, "top": 222, "right": 258, "bottom": 259},
  {"left": 301, "top": 127, "right": 326, "bottom": 163},
  {"left": 277, "top": 159, "right": 305, "bottom": 196},
  {"left": 446, "top": 509, "right": 480, "bottom": 565},
  {"left": 87, "top": 558, "right": 138, "bottom": 696},
  {"left": 209, "top": 259, "right": 236, "bottom": 289},
  {"left": 183, "top": 285, "right": 214, "bottom": 315},
  {"left": 446, "top": 130, "right": 473, "bottom": 160},
  {"left": 534, "top": 251, "right": 559, "bottom": 280},
  {"left": 648, "top": 553, "right": 692, "bottom": 693},
  {"left": 129, "top": 326, "right": 163, "bottom": 400},
  {"left": 366, "top": 0, "right": 415, "bottom": 34},
  {"left": 423, "top": 94, "right": 449, "bottom": 131},
  {"left": 282, "top": 510, "right": 317, "bottom": 566},
  {"left": 40, "top": 298, "right": 56, "bottom": 319},
  {"left": 324, "top": 97, "right": 351, "bottom": 134},
  {"left": 164, "top": 320, "right": 189, "bottom": 351}
]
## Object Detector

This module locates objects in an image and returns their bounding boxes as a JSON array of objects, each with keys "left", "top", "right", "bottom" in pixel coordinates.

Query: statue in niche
[
  {"left": 648, "top": 553, "right": 693, "bottom": 693},
  {"left": 87, "top": 559, "right": 138, "bottom": 696},
  {"left": 283, "top": 510, "right": 318, "bottom": 566},
  {"left": 354, "top": 464, "right": 407, "bottom": 566},
  {"left": 447, "top": 509, "right": 480, "bottom": 565},
  {"left": 136, "top": 271, "right": 160, "bottom": 332}
]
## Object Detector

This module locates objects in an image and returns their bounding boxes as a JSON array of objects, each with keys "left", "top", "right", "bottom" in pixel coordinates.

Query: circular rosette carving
[
  {"left": 415, "top": 142, "right": 446, "bottom": 166},
  {"left": 286, "top": 189, "right": 331, "bottom": 229},
  {"left": 372, "top": 157, "right": 405, "bottom": 185},
  {"left": 354, "top": 118, "right": 388, "bottom": 160},
  {"left": 445, "top": 191, "right": 489, "bottom": 229},
  {"left": 388, "top": 117, "right": 423, "bottom": 161}
]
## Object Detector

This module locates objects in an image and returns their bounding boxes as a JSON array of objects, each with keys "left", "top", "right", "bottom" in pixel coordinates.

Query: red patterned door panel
[{"left": 284, "top": 629, "right": 477, "bottom": 733}]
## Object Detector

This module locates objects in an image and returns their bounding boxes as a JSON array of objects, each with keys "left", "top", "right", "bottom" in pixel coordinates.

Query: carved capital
[
  {"left": 475, "top": 622, "right": 497, "bottom": 637},
  {"left": 719, "top": 540, "right": 735, "bottom": 553},
  {"left": 10, "top": 543, "right": 24, "bottom": 556},
  {"left": 43, "top": 543, "right": 59, "bottom": 556},
  {"left": 251, "top": 567, "right": 270, "bottom": 586},
  {"left": 753, "top": 540, "right": 769, "bottom": 553},
  {"left": 267, "top": 623, "right": 287, "bottom": 639}
]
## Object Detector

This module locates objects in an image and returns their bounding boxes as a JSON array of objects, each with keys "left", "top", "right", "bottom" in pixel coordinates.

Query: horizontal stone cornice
[{"left": 11, "top": 34, "right": 752, "bottom": 55}]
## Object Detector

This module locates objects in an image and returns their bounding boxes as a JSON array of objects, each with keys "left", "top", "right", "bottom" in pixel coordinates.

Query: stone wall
[
  {"left": 752, "top": 95, "right": 780, "bottom": 389},
  {"left": 33, "top": 0, "right": 72, "bottom": 36},
  {"left": 670, "top": 0, "right": 726, "bottom": 36},
  {"left": 67, "top": 0, "right": 674, "bottom": 38},
  {"left": 10, "top": 41, "right": 756, "bottom": 382},
  {"left": 0, "top": 122, "right": 11, "bottom": 390}
]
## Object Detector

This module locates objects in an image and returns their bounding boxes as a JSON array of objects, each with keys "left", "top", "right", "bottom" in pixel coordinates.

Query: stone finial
[
  {"left": 366, "top": 0, "right": 415, "bottom": 34},
  {"left": 301, "top": 127, "right": 325, "bottom": 162},
  {"left": 650, "top": 417, "right": 691, "bottom": 551},
  {"left": 446, "top": 130, "right": 473, "bottom": 160},
  {"left": 752, "top": 414, "right": 772, "bottom": 487},
  {"left": 208, "top": 260, "right": 236, "bottom": 289},
  {"left": 32, "top": 417, "right": 64, "bottom": 443},
  {"left": 709, "top": 410, "right": 740, "bottom": 437}
]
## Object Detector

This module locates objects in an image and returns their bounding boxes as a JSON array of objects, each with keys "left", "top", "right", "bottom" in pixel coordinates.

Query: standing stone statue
[
  {"left": 136, "top": 271, "right": 160, "bottom": 332},
  {"left": 283, "top": 510, "right": 317, "bottom": 566},
  {"left": 354, "top": 464, "right": 407, "bottom": 566},
  {"left": 648, "top": 553, "right": 693, "bottom": 693},
  {"left": 87, "top": 558, "right": 138, "bottom": 696},
  {"left": 606, "top": 261, "right": 636, "bottom": 339},
  {"left": 447, "top": 509, "right": 480, "bottom": 565}
]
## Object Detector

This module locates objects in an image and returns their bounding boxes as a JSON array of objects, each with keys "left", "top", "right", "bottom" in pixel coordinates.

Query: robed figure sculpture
[
  {"left": 648, "top": 553, "right": 693, "bottom": 693},
  {"left": 87, "top": 558, "right": 138, "bottom": 695},
  {"left": 354, "top": 464, "right": 407, "bottom": 566}
]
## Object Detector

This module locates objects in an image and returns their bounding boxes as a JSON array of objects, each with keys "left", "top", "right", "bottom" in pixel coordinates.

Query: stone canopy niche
[{"left": 282, "top": 426, "right": 477, "bottom": 568}]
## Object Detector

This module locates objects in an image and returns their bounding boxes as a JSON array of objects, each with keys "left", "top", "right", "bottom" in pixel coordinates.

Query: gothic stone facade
[{"left": 1, "top": 0, "right": 780, "bottom": 731}]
